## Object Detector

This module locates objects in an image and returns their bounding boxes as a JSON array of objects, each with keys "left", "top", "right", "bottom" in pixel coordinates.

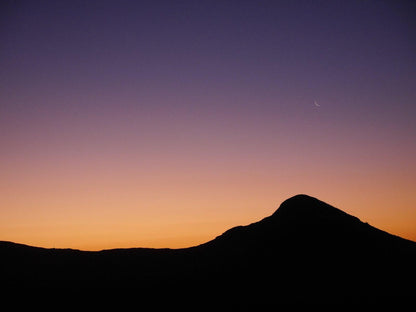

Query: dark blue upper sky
[{"left": 2, "top": 0, "right": 415, "bottom": 114}]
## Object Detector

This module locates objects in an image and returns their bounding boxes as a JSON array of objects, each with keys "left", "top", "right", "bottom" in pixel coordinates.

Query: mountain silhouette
[{"left": 2, "top": 194, "right": 415, "bottom": 307}]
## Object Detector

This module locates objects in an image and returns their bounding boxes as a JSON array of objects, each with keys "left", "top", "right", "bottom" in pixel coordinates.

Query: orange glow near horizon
[{"left": 1, "top": 151, "right": 416, "bottom": 250}]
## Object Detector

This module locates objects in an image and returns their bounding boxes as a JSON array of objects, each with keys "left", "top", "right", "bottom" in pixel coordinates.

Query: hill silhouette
[{"left": 2, "top": 194, "right": 415, "bottom": 306}]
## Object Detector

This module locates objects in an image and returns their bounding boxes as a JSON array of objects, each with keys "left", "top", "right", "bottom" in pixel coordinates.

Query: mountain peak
[{"left": 272, "top": 194, "right": 360, "bottom": 223}]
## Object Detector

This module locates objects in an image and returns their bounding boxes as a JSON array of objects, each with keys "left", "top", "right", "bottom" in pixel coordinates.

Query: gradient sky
[{"left": 1, "top": 0, "right": 415, "bottom": 250}]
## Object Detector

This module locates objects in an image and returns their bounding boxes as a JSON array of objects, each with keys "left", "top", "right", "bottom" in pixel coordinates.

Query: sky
[{"left": 1, "top": 0, "right": 415, "bottom": 250}]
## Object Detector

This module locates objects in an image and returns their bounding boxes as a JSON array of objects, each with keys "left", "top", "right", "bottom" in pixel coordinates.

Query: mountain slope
[
  {"left": 1, "top": 194, "right": 415, "bottom": 305},
  {"left": 201, "top": 194, "right": 415, "bottom": 255},
  {"left": 191, "top": 195, "right": 416, "bottom": 303}
]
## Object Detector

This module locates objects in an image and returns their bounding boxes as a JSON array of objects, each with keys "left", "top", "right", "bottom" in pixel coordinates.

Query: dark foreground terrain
[{"left": 2, "top": 195, "right": 416, "bottom": 307}]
